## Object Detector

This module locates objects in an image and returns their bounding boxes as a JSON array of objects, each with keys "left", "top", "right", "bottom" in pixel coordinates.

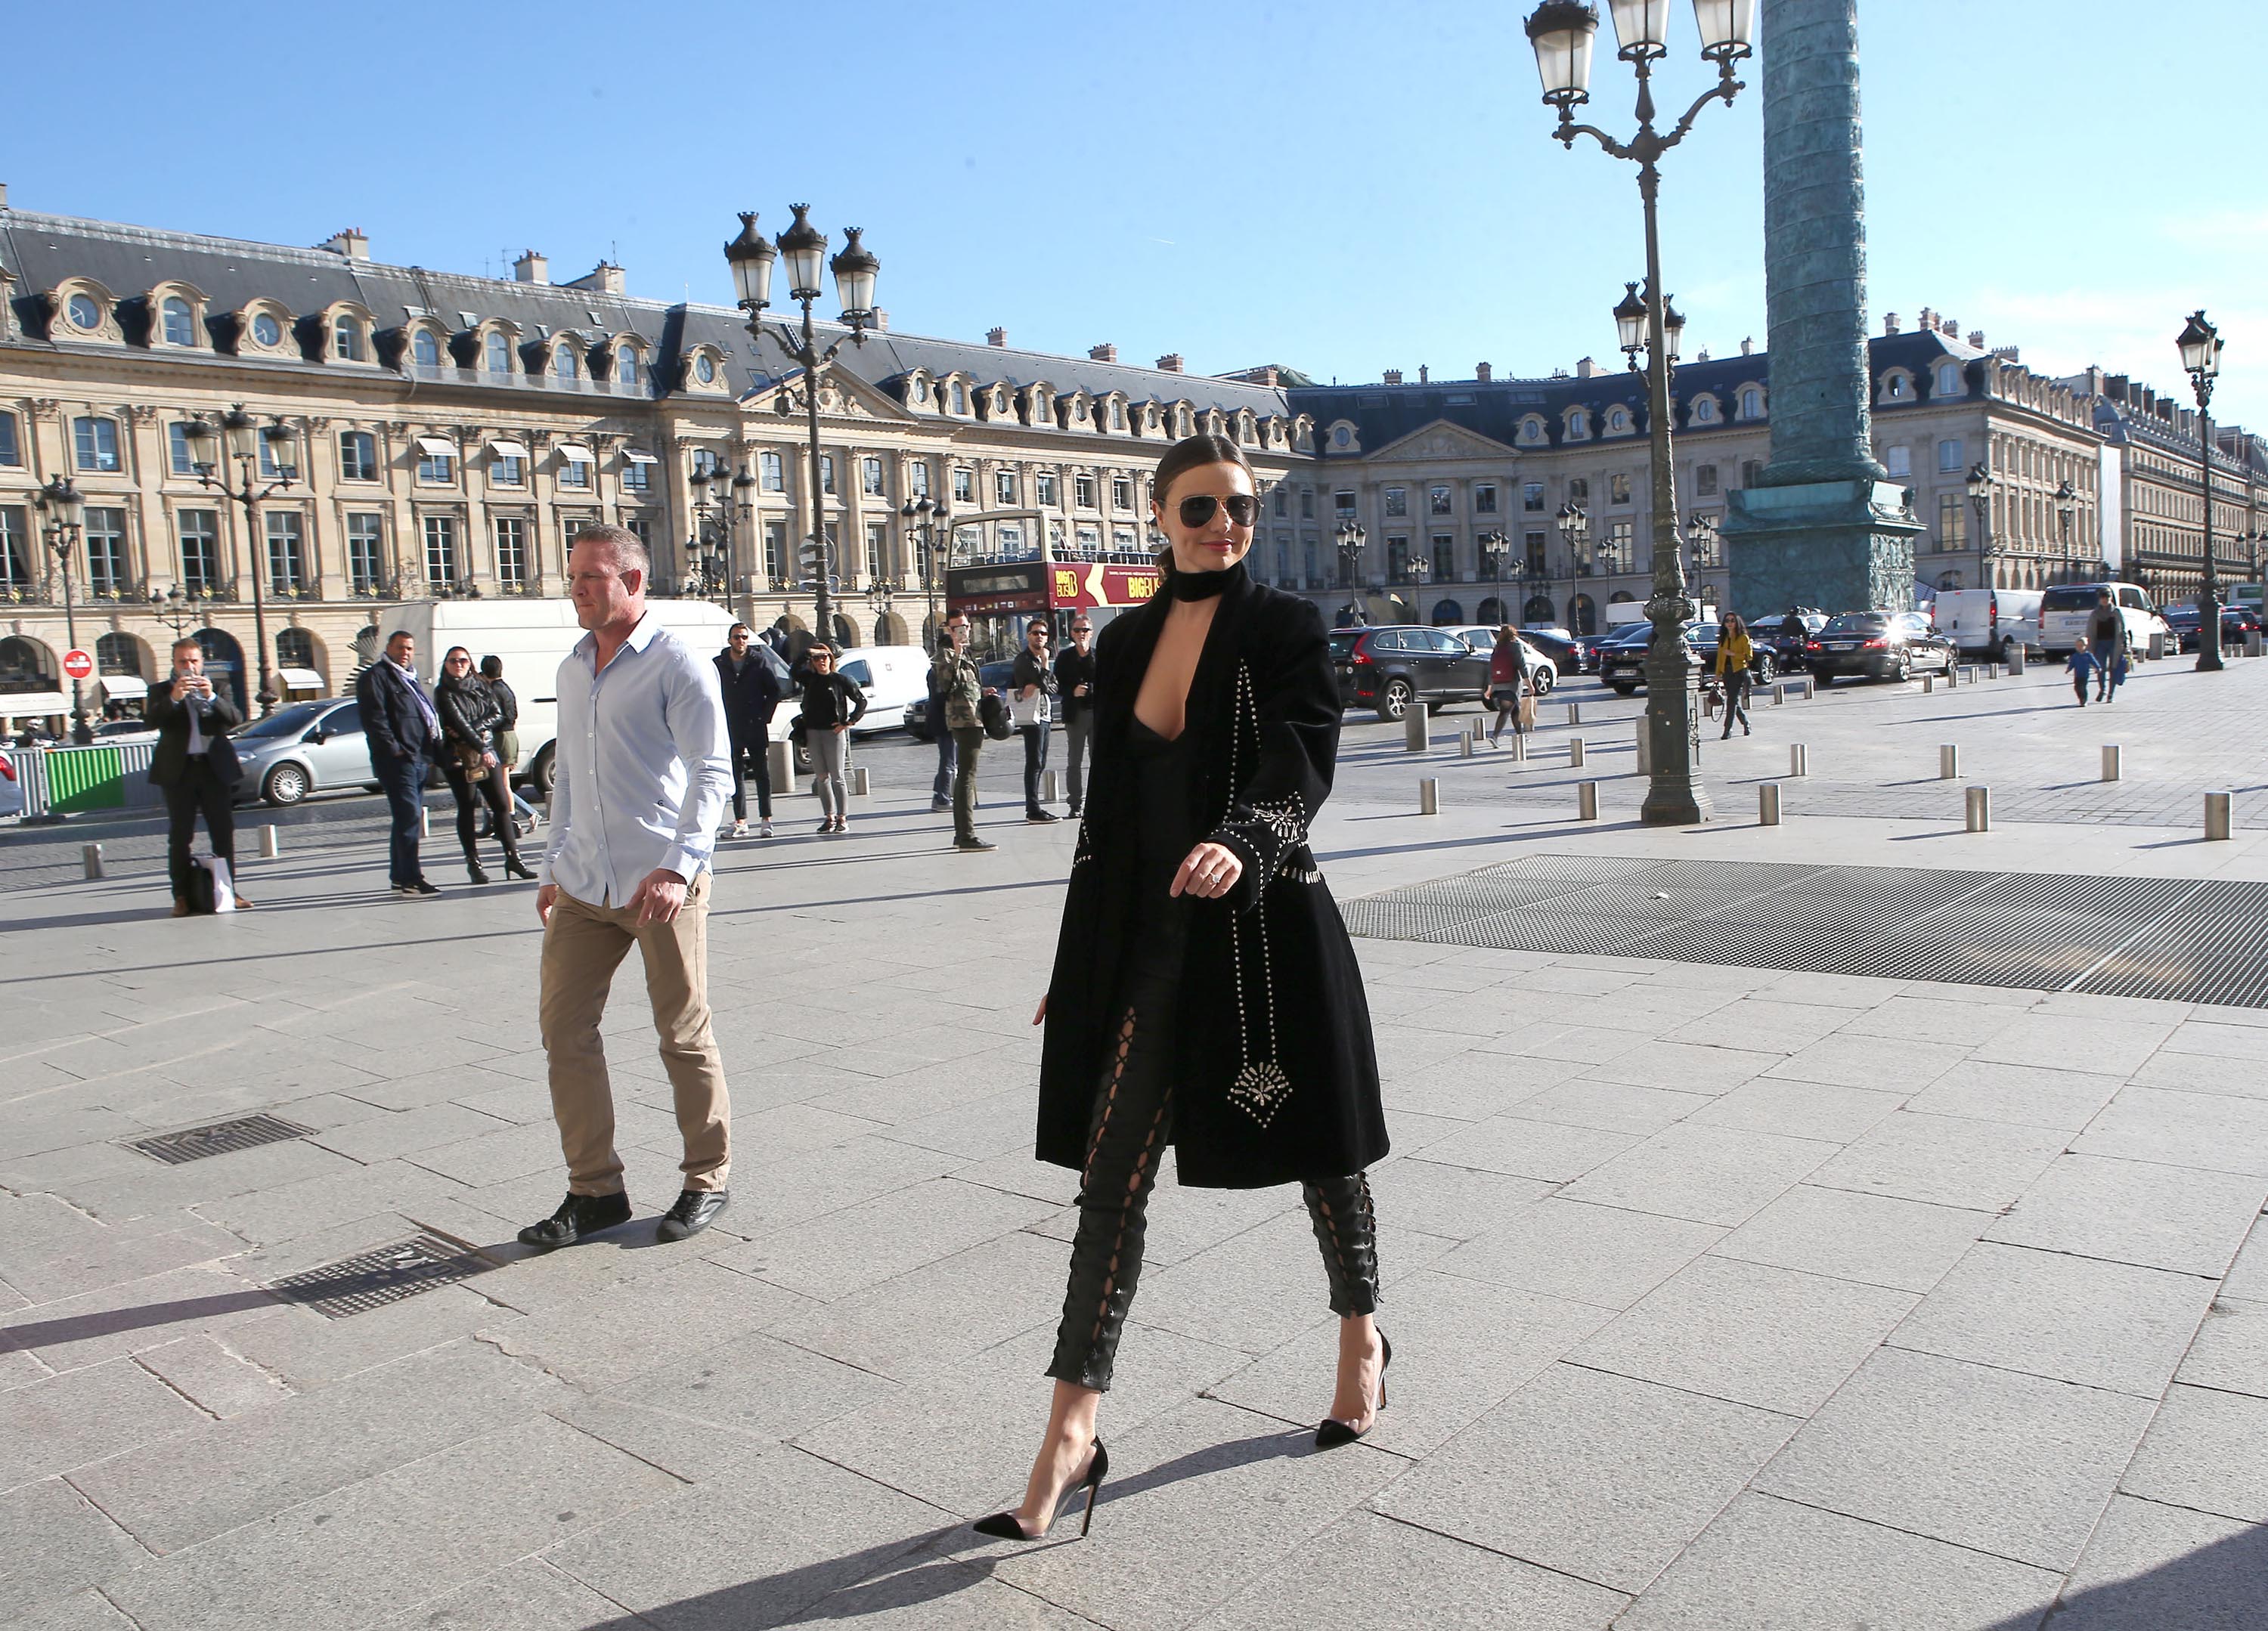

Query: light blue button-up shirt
[{"left": 540, "top": 611, "right": 730, "bottom": 908}]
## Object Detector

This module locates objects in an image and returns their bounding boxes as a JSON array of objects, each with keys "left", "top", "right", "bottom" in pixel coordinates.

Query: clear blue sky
[{"left": 8, "top": 1, "right": 2263, "bottom": 426}]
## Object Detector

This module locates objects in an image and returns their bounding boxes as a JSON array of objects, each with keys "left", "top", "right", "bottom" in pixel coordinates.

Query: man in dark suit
[
  {"left": 147, "top": 636, "right": 249, "bottom": 915},
  {"left": 356, "top": 628, "right": 445, "bottom": 896},
  {"left": 713, "top": 622, "right": 783, "bottom": 839}
]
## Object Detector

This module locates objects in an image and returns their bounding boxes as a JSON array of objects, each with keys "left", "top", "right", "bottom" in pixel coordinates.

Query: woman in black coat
[
  {"left": 975, "top": 435, "right": 1390, "bottom": 1543},
  {"left": 434, "top": 647, "right": 530, "bottom": 884}
]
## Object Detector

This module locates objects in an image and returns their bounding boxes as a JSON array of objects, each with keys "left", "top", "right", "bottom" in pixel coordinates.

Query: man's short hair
[
  {"left": 385, "top": 629, "right": 414, "bottom": 649},
  {"left": 572, "top": 522, "right": 651, "bottom": 580},
  {"left": 171, "top": 636, "right": 201, "bottom": 658},
  {"left": 729, "top": 622, "right": 751, "bottom": 637}
]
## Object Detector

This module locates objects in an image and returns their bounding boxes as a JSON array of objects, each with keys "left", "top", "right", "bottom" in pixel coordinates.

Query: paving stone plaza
[{"left": 4, "top": 655, "right": 2266, "bottom": 1629}]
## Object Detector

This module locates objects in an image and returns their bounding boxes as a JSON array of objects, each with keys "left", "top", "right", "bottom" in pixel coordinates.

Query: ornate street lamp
[
  {"left": 1479, "top": 528, "right": 1511, "bottom": 623},
  {"left": 148, "top": 583, "right": 210, "bottom": 637},
  {"left": 901, "top": 496, "right": 955, "bottom": 650},
  {"left": 1525, "top": 0, "right": 1752, "bottom": 825},
  {"left": 32, "top": 475, "right": 93, "bottom": 741},
  {"left": 725, "top": 206, "right": 881, "bottom": 648},
  {"left": 689, "top": 460, "right": 754, "bottom": 608},
  {"left": 1334, "top": 518, "right": 1367, "bottom": 590},
  {"left": 2177, "top": 309, "right": 2225, "bottom": 672},
  {"left": 182, "top": 406, "right": 296, "bottom": 714},
  {"left": 2054, "top": 479, "right": 2077, "bottom": 567},
  {"left": 1964, "top": 460, "right": 1995, "bottom": 583}
]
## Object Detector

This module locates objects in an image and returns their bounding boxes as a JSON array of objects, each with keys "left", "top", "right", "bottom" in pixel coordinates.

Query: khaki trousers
[{"left": 538, "top": 874, "right": 730, "bottom": 1196}]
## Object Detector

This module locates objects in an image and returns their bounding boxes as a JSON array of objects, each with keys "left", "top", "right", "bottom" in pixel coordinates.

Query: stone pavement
[{"left": 3, "top": 665, "right": 2266, "bottom": 1629}]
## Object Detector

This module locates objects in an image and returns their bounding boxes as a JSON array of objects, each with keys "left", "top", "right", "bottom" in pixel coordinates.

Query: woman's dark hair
[
  {"left": 1151, "top": 433, "right": 1255, "bottom": 509},
  {"left": 1723, "top": 612, "right": 1746, "bottom": 639},
  {"left": 479, "top": 655, "right": 503, "bottom": 679}
]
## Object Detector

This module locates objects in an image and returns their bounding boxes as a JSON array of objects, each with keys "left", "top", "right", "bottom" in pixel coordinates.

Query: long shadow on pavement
[{"left": 1984, "top": 1521, "right": 2268, "bottom": 1629}]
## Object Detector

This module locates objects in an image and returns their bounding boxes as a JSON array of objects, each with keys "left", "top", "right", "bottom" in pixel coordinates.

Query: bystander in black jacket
[
  {"left": 795, "top": 667, "right": 868, "bottom": 731},
  {"left": 356, "top": 659, "right": 440, "bottom": 763},
  {"left": 1052, "top": 641, "right": 1095, "bottom": 723},
  {"left": 147, "top": 680, "right": 243, "bottom": 788},
  {"left": 1038, "top": 565, "right": 1387, "bottom": 1187},
  {"left": 713, "top": 644, "right": 785, "bottom": 743},
  {"left": 435, "top": 669, "right": 501, "bottom": 765}
]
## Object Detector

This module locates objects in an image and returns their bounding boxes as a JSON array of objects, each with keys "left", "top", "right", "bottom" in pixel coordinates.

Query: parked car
[
  {"left": 1597, "top": 619, "right": 1768, "bottom": 695},
  {"left": 1443, "top": 628, "right": 1558, "bottom": 698},
  {"left": 2038, "top": 583, "right": 2171, "bottom": 658},
  {"left": 1516, "top": 628, "right": 1597, "bottom": 676},
  {"left": 829, "top": 646, "right": 929, "bottom": 734},
  {"left": 1687, "top": 622, "right": 1780, "bottom": 686},
  {"left": 1802, "top": 611, "right": 1953, "bottom": 683},
  {"left": 91, "top": 717, "right": 159, "bottom": 743},
  {"left": 1331, "top": 625, "right": 1487, "bottom": 720},
  {"left": 1932, "top": 588, "right": 2044, "bottom": 661},
  {"left": 227, "top": 698, "right": 379, "bottom": 807},
  {"left": 2161, "top": 602, "right": 2260, "bottom": 653}
]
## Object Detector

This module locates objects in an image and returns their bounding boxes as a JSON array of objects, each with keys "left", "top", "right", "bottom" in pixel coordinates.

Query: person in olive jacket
[
  {"left": 714, "top": 624, "right": 785, "bottom": 838},
  {"left": 974, "top": 435, "right": 1390, "bottom": 1543}
]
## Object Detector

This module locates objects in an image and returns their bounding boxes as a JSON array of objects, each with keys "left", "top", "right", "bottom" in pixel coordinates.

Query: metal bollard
[
  {"left": 1569, "top": 736, "right": 1586, "bottom": 768},
  {"left": 1771, "top": 682, "right": 1786, "bottom": 707},
  {"left": 2008, "top": 644, "right": 2026, "bottom": 676},
  {"left": 768, "top": 739, "right": 795, "bottom": 794},
  {"left": 1418, "top": 776, "right": 1440, "bottom": 816},
  {"left": 1510, "top": 731, "right": 1528, "bottom": 763},
  {"left": 1939, "top": 744, "right": 1959, "bottom": 780},
  {"left": 1802, "top": 676, "right": 1816, "bottom": 700},
  {"left": 1988, "top": 661, "right": 2000, "bottom": 680},
  {"left": 1566, "top": 701, "right": 1582, "bottom": 726},
  {"left": 852, "top": 766, "right": 872, "bottom": 797},
  {"left": 1758, "top": 783, "right": 1781, "bottom": 825},
  {"left": 1040, "top": 769, "right": 1058, "bottom": 803},
  {"left": 1945, "top": 661, "right": 1960, "bottom": 688},
  {"left": 1403, "top": 704, "right": 1430, "bottom": 753},
  {"left": 1634, "top": 718, "right": 1650, "bottom": 775},
  {"left": 2248, "top": 630, "right": 2263, "bottom": 658},
  {"left": 1458, "top": 732, "right": 1475, "bottom": 759},
  {"left": 1789, "top": 744, "right": 1808, "bottom": 778},
  {"left": 1577, "top": 780, "right": 1599, "bottom": 821},
  {"left": 2102, "top": 744, "right": 2122, "bottom": 782},
  {"left": 1961, "top": 665, "right": 1978, "bottom": 686},
  {"left": 2205, "top": 791, "right": 2233, "bottom": 841},
  {"left": 1922, "top": 674, "right": 1934, "bottom": 695},
  {"left": 420, "top": 805, "right": 431, "bottom": 839},
  {"left": 1966, "top": 786, "right": 1991, "bottom": 832},
  {"left": 259, "top": 825, "right": 280, "bottom": 859},
  {"left": 82, "top": 842, "right": 104, "bottom": 880}
]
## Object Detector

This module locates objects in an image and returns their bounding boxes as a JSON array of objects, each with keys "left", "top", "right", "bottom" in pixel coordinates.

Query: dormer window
[
  {"left": 67, "top": 292, "right": 101, "bottom": 330},
  {"left": 1568, "top": 408, "right": 1589, "bottom": 439},
  {"left": 412, "top": 330, "right": 442, "bottom": 368},
  {"left": 252, "top": 312, "right": 284, "bottom": 348},
  {"left": 556, "top": 345, "right": 580, "bottom": 383},
  {"left": 1607, "top": 407, "right": 1630, "bottom": 433},
  {"left": 1740, "top": 386, "right": 1763, "bottom": 419},
  {"left": 1935, "top": 362, "right": 1962, "bottom": 395},
  {"left": 693, "top": 353, "right": 716, "bottom": 385},
  {"left": 951, "top": 379, "right": 967, "bottom": 414},
  {"left": 615, "top": 345, "right": 639, "bottom": 388},
  {"left": 485, "top": 332, "right": 512, "bottom": 374},
  {"left": 161, "top": 296, "right": 196, "bottom": 346},
  {"left": 912, "top": 376, "right": 931, "bottom": 404},
  {"left": 1110, "top": 398, "right": 1125, "bottom": 430},
  {"left": 333, "top": 316, "right": 365, "bottom": 361},
  {"left": 1882, "top": 370, "right": 1911, "bottom": 401},
  {"left": 1691, "top": 396, "right": 1716, "bottom": 424}
]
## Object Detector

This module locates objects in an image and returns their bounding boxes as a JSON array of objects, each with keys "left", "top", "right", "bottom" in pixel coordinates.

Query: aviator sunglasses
[{"left": 1176, "top": 493, "right": 1259, "bottom": 529}]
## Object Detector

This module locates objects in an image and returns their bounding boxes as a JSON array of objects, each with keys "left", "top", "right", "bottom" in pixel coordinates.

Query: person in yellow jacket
[{"left": 1715, "top": 613, "right": 1755, "bottom": 738}]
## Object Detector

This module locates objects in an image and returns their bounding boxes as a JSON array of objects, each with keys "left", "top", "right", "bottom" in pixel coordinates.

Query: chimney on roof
[
  {"left": 1883, "top": 312, "right": 1901, "bottom": 334},
  {"left": 1575, "top": 357, "right": 1597, "bottom": 378},
  {"left": 1740, "top": 336, "right": 1754, "bottom": 356},
  {"left": 1941, "top": 316, "right": 1957, "bottom": 336},
  {"left": 321, "top": 227, "right": 369, "bottom": 259},
  {"left": 513, "top": 249, "right": 549, "bottom": 285},
  {"left": 987, "top": 327, "right": 1008, "bottom": 348},
  {"left": 1089, "top": 342, "right": 1117, "bottom": 363},
  {"left": 1418, "top": 364, "right": 1430, "bottom": 383},
  {"left": 871, "top": 309, "right": 888, "bottom": 331},
  {"left": 1476, "top": 361, "right": 1492, "bottom": 382},
  {"left": 1383, "top": 369, "right": 1403, "bottom": 385},
  {"left": 0, "top": 183, "right": 10, "bottom": 209},
  {"left": 1157, "top": 352, "right": 1184, "bottom": 373},
  {"left": 564, "top": 262, "right": 626, "bottom": 295},
  {"left": 1918, "top": 306, "right": 1935, "bottom": 332},
  {"left": 1968, "top": 330, "right": 1984, "bottom": 349}
]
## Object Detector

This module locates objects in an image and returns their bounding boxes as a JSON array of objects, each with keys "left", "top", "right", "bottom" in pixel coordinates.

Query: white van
[
  {"left": 2038, "top": 583, "right": 2173, "bottom": 658},
  {"left": 831, "top": 645, "right": 930, "bottom": 732},
  {"left": 390, "top": 598, "right": 751, "bottom": 794},
  {"left": 1932, "top": 588, "right": 2044, "bottom": 661}
]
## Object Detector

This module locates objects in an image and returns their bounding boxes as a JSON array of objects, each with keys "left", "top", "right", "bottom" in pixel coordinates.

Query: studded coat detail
[{"left": 1037, "top": 565, "right": 1389, "bottom": 1188}]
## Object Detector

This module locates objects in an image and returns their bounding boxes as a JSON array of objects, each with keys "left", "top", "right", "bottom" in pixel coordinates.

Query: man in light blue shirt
[{"left": 524, "top": 524, "right": 736, "bottom": 1251}]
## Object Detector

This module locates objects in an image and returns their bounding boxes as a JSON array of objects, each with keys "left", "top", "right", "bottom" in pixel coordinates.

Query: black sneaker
[
  {"left": 955, "top": 835, "right": 997, "bottom": 852},
  {"left": 516, "top": 1190, "right": 633, "bottom": 1251},
  {"left": 657, "top": 1189, "right": 730, "bottom": 1242},
  {"left": 394, "top": 879, "right": 441, "bottom": 898},
  {"left": 1025, "top": 809, "right": 1060, "bottom": 824},
  {"left": 931, "top": 798, "right": 953, "bottom": 812}
]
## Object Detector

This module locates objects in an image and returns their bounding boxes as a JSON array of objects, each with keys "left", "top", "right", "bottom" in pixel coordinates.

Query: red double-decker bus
[{"left": 946, "top": 555, "right": 1161, "bottom": 657}]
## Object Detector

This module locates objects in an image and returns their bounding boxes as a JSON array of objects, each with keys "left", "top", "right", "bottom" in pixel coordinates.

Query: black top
[
  {"left": 714, "top": 645, "right": 785, "bottom": 735},
  {"left": 1011, "top": 649, "right": 1058, "bottom": 701},
  {"left": 435, "top": 672, "right": 500, "bottom": 753},
  {"left": 488, "top": 677, "right": 519, "bottom": 732},
  {"left": 1054, "top": 645, "right": 1097, "bottom": 723},
  {"left": 797, "top": 670, "right": 867, "bottom": 730},
  {"left": 1124, "top": 715, "right": 1197, "bottom": 952}
]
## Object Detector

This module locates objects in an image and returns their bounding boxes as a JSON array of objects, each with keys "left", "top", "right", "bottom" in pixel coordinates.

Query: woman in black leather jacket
[{"left": 435, "top": 646, "right": 531, "bottom": 884}]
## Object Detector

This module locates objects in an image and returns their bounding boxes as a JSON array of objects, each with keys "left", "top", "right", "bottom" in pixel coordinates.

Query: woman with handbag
[
  {"left": 1715, "top": 613, "right": 1755, "bottom": 738},
  {"left": 974, "top": 434, "right": 1392, "bottom": 1543},
  {"left": 476, "top": 655, "right": 541, "bottom": 839},
  {"left": 794, "top": 644, "right": 866, "bottom": 834},
  {"left": 1011, "top": 618, "right": 1060, "bottom": 822},
  {"left": 435, "top": 647, "right": 531, "bottom": 884},
  {"left": 1483, "top": 627, "right": 1529, "bottom": 746}
]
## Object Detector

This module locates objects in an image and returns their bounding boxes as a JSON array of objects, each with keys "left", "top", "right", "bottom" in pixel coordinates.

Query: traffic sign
[{"left": 61, "top": 648, "right": 94, "bottom": 681}]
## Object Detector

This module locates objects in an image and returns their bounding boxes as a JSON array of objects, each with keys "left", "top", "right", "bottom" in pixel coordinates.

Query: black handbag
[
  {"left": 205, "top": 730, "right": 243, "bottom": 788},
  {"left": 978, "top": 692, "right": 1012, "bottom": 741}
]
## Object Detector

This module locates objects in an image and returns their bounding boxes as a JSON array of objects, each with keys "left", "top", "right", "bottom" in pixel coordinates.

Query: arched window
[
  {"left": 95, "top": 632, "right": 144, "bottom": 676},
  {"left": 1692, "top": 397, "right": 1715, "bottom": 423},
  {"left": 1608, "top": 407, "right": 1629, "bottom": 432},
  {"left": 277, "top": 627, "right": 314, "bottom": 669},
  {"left": 412, "top": 330, "right": 442, "bottom": 367},
  {"left": 1883, "top": 372, "right": 1910, "bottom": 401},
  {"left": 161, "top": 296, "right": 196, "bottom": 346},
  {"left": 67, "top": 292, "right": 102, "bottom": 330},
  {"left": 615, "top": 345, "right": 639, "bottom": 388},
  {"left": 1524, "top": 594, "right": 1557, "bottom": 624},
  {"left": 951, "top": 380, "right": 968, "bottom": 414},
  {"left": 333, "top": 316, "right": 364, "bottom": 361},
  {"left": 485, "top": 332, "right": 512, "bottom": 374},
  {"left": 556, "top": 345, "right": 579, "bottom": 382},
  {"left": 1609, "top": 590, "right": 1634, "bottom": 604},
  {"left": 251, "top": 311, "right": 284, "bottom": 348},
  {"left": 0, "top": 636, "right": 55, "bottom": 693},
  {"left": 1111, "top": 398, "right": 1125, "bottom": 429},
  {"left": 1937, "top": 363, "right": 1962, "bottom": 394},
  {"left": 1571, "top": 593, "right": 1597, "bottom": 635},
  {"left": 1430, "top": 599, "right": 1464, "bottom": 625},
  {"left": 1568, "top": 409, "right": 1589, "bottom": 438},
  {"left": 1740, "top": 387, "right": 1762, "bottom": 418}
]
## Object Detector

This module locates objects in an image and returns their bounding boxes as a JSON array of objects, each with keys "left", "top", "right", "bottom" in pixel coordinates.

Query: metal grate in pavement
[
  {"left": 1350, "top": 855, "right": 2268, "bottom": 1007},
  {"left": 126, "top": 1113, "right": 313, "bottom": 1165},
  {"left": 266, "top": 1234, "right": 489, "bottom": 1320}
]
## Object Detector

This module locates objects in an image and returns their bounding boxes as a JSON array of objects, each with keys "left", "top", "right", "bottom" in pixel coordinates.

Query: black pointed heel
[
  {"left": 503, "top": 855, "right": 536, "bottom": 880},
  {"left": 973, "top": 1438, "right": 1108, "bottom": 1541},
  {"left": 1315, "top": 1332, "right": 1392, "bottom": 1449}
]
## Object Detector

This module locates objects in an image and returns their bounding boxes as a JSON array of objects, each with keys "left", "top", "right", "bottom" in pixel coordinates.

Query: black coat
[
  {"left": 435, "top": 673, "right": 500, "bottom": 754},
  {"left": 1038, "top": 566, "right": 1388, "bottom": 1188},
  {"left": 145, "top": 679, "right": 243, "bottom": 788},
  {"left": 796, "top": 670, "right": 867, "bottom": 731},
  {"left": 356, "top": 661, "right": 440, "bottom": 763},
  {"left": 714, "top": 647, "right": 784, "bottom": 740}
]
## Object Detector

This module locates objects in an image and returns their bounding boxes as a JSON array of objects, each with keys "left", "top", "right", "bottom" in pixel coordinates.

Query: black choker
[{"left": 1167, "top": 560, "right": 1245, "bottom": 602}]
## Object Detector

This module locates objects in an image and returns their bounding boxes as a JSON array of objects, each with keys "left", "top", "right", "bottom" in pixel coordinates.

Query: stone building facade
[{"left": 0, "top": 206, "right": 1306, "bottom": 721}]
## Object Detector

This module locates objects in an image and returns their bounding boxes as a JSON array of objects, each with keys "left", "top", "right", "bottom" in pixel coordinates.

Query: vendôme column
[{"left": 1722, "top": 0, "right": 1923, "bottom": 614}]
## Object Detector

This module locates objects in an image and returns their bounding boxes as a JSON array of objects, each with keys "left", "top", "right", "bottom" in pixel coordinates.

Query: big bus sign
[{"left": 947, "top": 559, "right": 1161, "bottom": 616}]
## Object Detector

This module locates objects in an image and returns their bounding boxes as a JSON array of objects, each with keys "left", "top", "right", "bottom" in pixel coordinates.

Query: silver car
[{"left": 229, "top": 698, "right": 380, "bottom": 807}]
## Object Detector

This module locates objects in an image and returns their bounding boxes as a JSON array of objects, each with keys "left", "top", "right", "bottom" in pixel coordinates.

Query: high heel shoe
[
  {"left": 503, "top": 855, "right": 536, "bottom": 880},
  {"left": 973, "top": 1438, "right": 1109, "bottom": 1540},
  {"left": 1315, "top": 1332, "right": 1392, "bottom": 1449},
  {"left": 466, "top": 859, "right": 491, "bottom": 885}
]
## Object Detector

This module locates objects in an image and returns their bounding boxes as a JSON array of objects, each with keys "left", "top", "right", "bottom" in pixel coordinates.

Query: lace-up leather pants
[{"left": 1046, "top": 964, "right": 1380, "bottom": 1392}]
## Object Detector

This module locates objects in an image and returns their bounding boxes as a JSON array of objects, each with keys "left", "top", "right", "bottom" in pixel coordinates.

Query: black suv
[
  {"left": 1598, "top": 619, "right": 1775, "bottom": 694},
  {"left": 1331, "top": 626, "right": 1486, "bottom": 720}
]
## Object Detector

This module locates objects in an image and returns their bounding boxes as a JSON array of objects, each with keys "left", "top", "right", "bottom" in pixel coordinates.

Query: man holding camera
[{"left": 147, "top": 636, "right": 249, "bottom": 915}]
